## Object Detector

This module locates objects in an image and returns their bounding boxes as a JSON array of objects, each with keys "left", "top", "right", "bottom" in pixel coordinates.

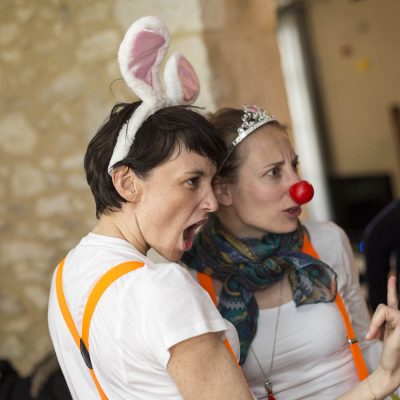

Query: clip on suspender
[
  {"left": 198, "top": 233, "right": 369, "bottom": 382},
  {"left": 55, "top": 258, "right": 145, "bottom": 399}
]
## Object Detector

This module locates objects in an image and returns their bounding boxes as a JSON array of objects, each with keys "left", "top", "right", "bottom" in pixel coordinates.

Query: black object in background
[
  {"left": 328, "top": 174, "right": 394, "bottom": 245},
  {"left": 0, "top": 352, "right": 71, "bottom": 400},
  {"left": 363, "top": 200, "right": 400, "bottom": 310}
]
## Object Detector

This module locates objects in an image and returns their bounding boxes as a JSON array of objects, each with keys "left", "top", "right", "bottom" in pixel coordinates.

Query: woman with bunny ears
[{"left": 48, "top": 17, "right": 253, "bottom": 400}]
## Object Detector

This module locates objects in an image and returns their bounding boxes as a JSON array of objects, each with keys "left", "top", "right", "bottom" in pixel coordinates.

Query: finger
[
  {"left": 366, "top": 304, "right": 400, "bottom": 340},
  {"left": 366, "top": 304, "right": 386, "bottom": 340},
  {"left": 387, "top": 275, "right": 398, "bottom": 309}
]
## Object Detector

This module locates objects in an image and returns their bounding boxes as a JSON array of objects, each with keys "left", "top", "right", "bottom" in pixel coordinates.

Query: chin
[{"left": 278, "top": 223, "right": 298, "bottom": 234}]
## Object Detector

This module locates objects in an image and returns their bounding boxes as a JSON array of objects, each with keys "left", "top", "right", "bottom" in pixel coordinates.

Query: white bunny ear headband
[{"left": 108, "top": 16, "right": 200, "bottom": 174}]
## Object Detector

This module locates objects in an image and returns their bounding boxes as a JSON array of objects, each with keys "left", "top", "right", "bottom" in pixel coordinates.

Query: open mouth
[
  {"left": 183, "top": 221, "right": 205, "bottom": 250},
  {"left": 284, "top": 206, "right": 302, "bottom": 218}
]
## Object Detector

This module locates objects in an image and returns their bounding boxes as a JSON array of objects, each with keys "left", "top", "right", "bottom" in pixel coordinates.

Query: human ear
[
  {"left": 112, "top": 166, "right": 139, "bottom": 203},
  {"left": 213, "top": 178, "right": 233, "bottom": 207}
]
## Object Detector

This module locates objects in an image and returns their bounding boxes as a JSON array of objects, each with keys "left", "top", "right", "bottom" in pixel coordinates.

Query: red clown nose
[{"left": 289, "top": 180, "right": 314, "bottom": 205}]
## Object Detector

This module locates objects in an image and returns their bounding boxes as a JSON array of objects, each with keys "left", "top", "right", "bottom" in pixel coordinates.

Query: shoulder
[
  {"left": 302, "top": 220, "right": 353, "bottom": 275},
  {"left": 303, "top": 220, "right": 347, "bottom": 244},
  {"left": 129, "top": 261, "right": 211, "bottom": 310},
  {"left": 146, "top": 261, "right": 198, "bottom": 287},
  {"left": 179, "top": 261, "right": 199, "bottom": 282},
  {"left": 303, "top": 220, "right": 350, "bottom": 255},
  {"left": 137, "top": 262, "right": 228, "bottom": 357}
]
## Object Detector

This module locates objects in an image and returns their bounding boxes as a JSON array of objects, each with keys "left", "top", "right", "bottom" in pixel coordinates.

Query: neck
[{"left": 93, "top": 209, "right": 149, "bottom": 255}]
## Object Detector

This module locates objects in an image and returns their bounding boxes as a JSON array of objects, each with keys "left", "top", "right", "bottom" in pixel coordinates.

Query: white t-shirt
[
  {"left": 48, "top": 233, "right": 239, "bottom": 400},
  {"left": 187, "top": 221, "right": 383, "bottom": 399}
]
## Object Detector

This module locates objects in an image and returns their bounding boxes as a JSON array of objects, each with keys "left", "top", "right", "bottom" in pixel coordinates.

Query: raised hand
[{"left": 364, "top": 276, "right": 400, "bottom": 397}]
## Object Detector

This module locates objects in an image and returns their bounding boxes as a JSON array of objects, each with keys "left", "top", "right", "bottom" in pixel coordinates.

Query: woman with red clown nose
[{"left": 182, "top": 105, "right": 392, "bottom": 400}]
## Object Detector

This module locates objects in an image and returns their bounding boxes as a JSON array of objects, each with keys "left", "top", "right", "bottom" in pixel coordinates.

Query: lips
[
  {"left": 183, "top": 220, "right": 205, "bottom": 250},
  {"left": 283, "top": 206, "right": 302, "bottom": 218}
]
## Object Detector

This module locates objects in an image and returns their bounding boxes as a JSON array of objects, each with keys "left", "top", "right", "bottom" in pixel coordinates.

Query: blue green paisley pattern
[{"left": 182, "top": 215, "right": 337, "bottom": 364}]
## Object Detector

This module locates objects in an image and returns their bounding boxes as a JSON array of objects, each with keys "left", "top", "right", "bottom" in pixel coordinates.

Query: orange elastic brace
[
  {"left": 302, "top": 234, "right": 369, "bottom": 381},
  {"left": 198, "top": 233, "right": 369, "bottom": 382},
  {"left": 56, "top": 259, "right": 145, "bottom": 399},
  {"left": 81, "top": 261, "right": 145, "bottom": 350},
  {"left": 56, "top": 259, "right": 80, "bottom": 348},
  {"left": 198, "top": 272, "right": 218, "bottom": 306},
  {"left": 197, "top": 272, "right": 238, "bottom": 362}
]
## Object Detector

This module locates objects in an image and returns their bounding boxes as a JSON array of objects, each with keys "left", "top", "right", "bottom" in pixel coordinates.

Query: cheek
[
  {"left": 142, "top": 194, "right": 175, "bottom": 229},
  {"left": 241, "top": 183, "right": 281, "bottom": 207},
  {"left": 242, "top": 185, "right": 285, "bottom": 224},
  {"left": 149, "top": 192, "right": 194, "bottom": 228}
]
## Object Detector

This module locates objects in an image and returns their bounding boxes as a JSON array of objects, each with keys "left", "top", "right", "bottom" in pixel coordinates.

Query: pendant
[{"left": 265, "top": 379, "right": 276, "bottom": 400}]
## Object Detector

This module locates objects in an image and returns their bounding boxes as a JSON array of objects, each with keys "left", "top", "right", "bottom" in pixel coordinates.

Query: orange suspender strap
[
  {"left": 197, "top": 272, "right": 218, "bottom": 305},
  {"left": 56, "top": 259, "right": 145, "bottom": 399},
  {"left": 197, "top": 272, "right": 238, "bottom": 363},
  {"left": 302, "top": 234, "right": 369, "bottom": 381},
  {"left": 197, "top": 234, "right": 369, "bottom": 382}
]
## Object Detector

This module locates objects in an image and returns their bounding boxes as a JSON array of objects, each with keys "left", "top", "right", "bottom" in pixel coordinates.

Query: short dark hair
[
  {"left": 210, "top": 107, "right": 287, "bottom": 183},
  {"left": 84, "top": 102, "right": 226, "bottom": 218}
]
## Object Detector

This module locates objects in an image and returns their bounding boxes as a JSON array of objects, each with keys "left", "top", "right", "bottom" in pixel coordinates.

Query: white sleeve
[{"left": 143, "top": 262, "right": 229, "bottom": 368}]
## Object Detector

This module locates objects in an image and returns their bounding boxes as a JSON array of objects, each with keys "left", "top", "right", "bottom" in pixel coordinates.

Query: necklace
[{"left": 250, "top": 278, "right": 284, "bottom": 400}]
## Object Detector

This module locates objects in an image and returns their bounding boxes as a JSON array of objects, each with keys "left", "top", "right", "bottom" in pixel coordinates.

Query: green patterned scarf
[{"left": 182, "top": 215, "right": 337, "bottom": 364}]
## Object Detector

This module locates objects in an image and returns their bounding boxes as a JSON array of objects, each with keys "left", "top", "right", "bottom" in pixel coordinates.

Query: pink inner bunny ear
[
  {"left": 177, "top": 57, "right": 199, "bottom": 102},
  {"left": 128, "top": 29, "right": 166, "bottom": 87}
]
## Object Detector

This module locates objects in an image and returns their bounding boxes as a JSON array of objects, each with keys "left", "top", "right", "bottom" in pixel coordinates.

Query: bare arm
[
  {"left": 338, "top": 277, "right": 400, "bottom": 400},
  {"left": 168, "top": 331, "right": 253, "bottom": 400}
]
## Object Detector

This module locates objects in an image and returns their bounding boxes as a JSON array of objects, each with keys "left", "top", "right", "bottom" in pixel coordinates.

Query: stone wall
[
  {"left": 1, "top": 0, "right": 119, "bottom": 375},
  {"left": 0, "top": 0, "right": 287, "bottom": 374}
]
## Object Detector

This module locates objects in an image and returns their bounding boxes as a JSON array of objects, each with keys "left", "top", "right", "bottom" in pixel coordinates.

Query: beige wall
[
  {"left": 0, "top": 0, "right": 289, "bottom": 374},
  {"left": 200, "top": 0, "right": 291, "bottom": 124},
  {"left": 308, "top": 0, "right": 400, "bottom": 195}
]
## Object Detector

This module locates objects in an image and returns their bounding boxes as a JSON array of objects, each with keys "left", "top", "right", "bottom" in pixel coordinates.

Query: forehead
[
  {"left": 239, "top": 124, "right": 294, "bottom": 162},
  {"left": 151, "top": 146, "right": 216, "bottom": 177}
]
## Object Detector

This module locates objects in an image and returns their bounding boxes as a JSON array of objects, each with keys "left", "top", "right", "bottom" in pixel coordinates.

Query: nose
[
  {"left": 290, "top": 169, "right": 301, "bottom": 184},
  {"left": 289, "top": 180, "right": 315, "bottom": 205},
  {"left": 202, "top": 187, "right": 219, "bottom": 213},
  {"left": 286, "top": 169, "right": 301, "bottom": 190}
]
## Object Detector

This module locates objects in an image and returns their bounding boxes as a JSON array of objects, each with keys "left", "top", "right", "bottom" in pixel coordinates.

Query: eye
[
  {"left": 185, "top": 176, "right": 200, "bottom": 188},
  {"left": 266, "top": 167, "right": 281, "bottom": 177},
  {"left": 292, "top": 158, "right": 299, "bottom": 172}
]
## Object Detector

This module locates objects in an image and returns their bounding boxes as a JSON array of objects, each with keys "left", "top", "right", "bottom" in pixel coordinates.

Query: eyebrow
[
  {"left": 262, "top": 160, "right": 284, "bottom": 169},
  {"left": 183, "top": 170, "right": 205, "bottom": 176},
  {"left": 262, "top": 154, "right": 299, "bottom": 169}
]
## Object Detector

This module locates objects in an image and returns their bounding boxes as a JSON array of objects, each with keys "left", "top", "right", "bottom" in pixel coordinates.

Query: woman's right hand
[
  {"left": 366, "top": 276, "right": 400, "bottom": 397},
  {"left": 336, "top": 277, "right": 400, "bottom": 400}
]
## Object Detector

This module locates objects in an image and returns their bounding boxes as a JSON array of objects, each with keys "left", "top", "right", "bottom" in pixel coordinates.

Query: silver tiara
[
  {"left": 232, "top": 104, "right": 276, "bottom": 146},
  {"left": 217, "top": 105, "right": 276, "bottom": 174}
]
